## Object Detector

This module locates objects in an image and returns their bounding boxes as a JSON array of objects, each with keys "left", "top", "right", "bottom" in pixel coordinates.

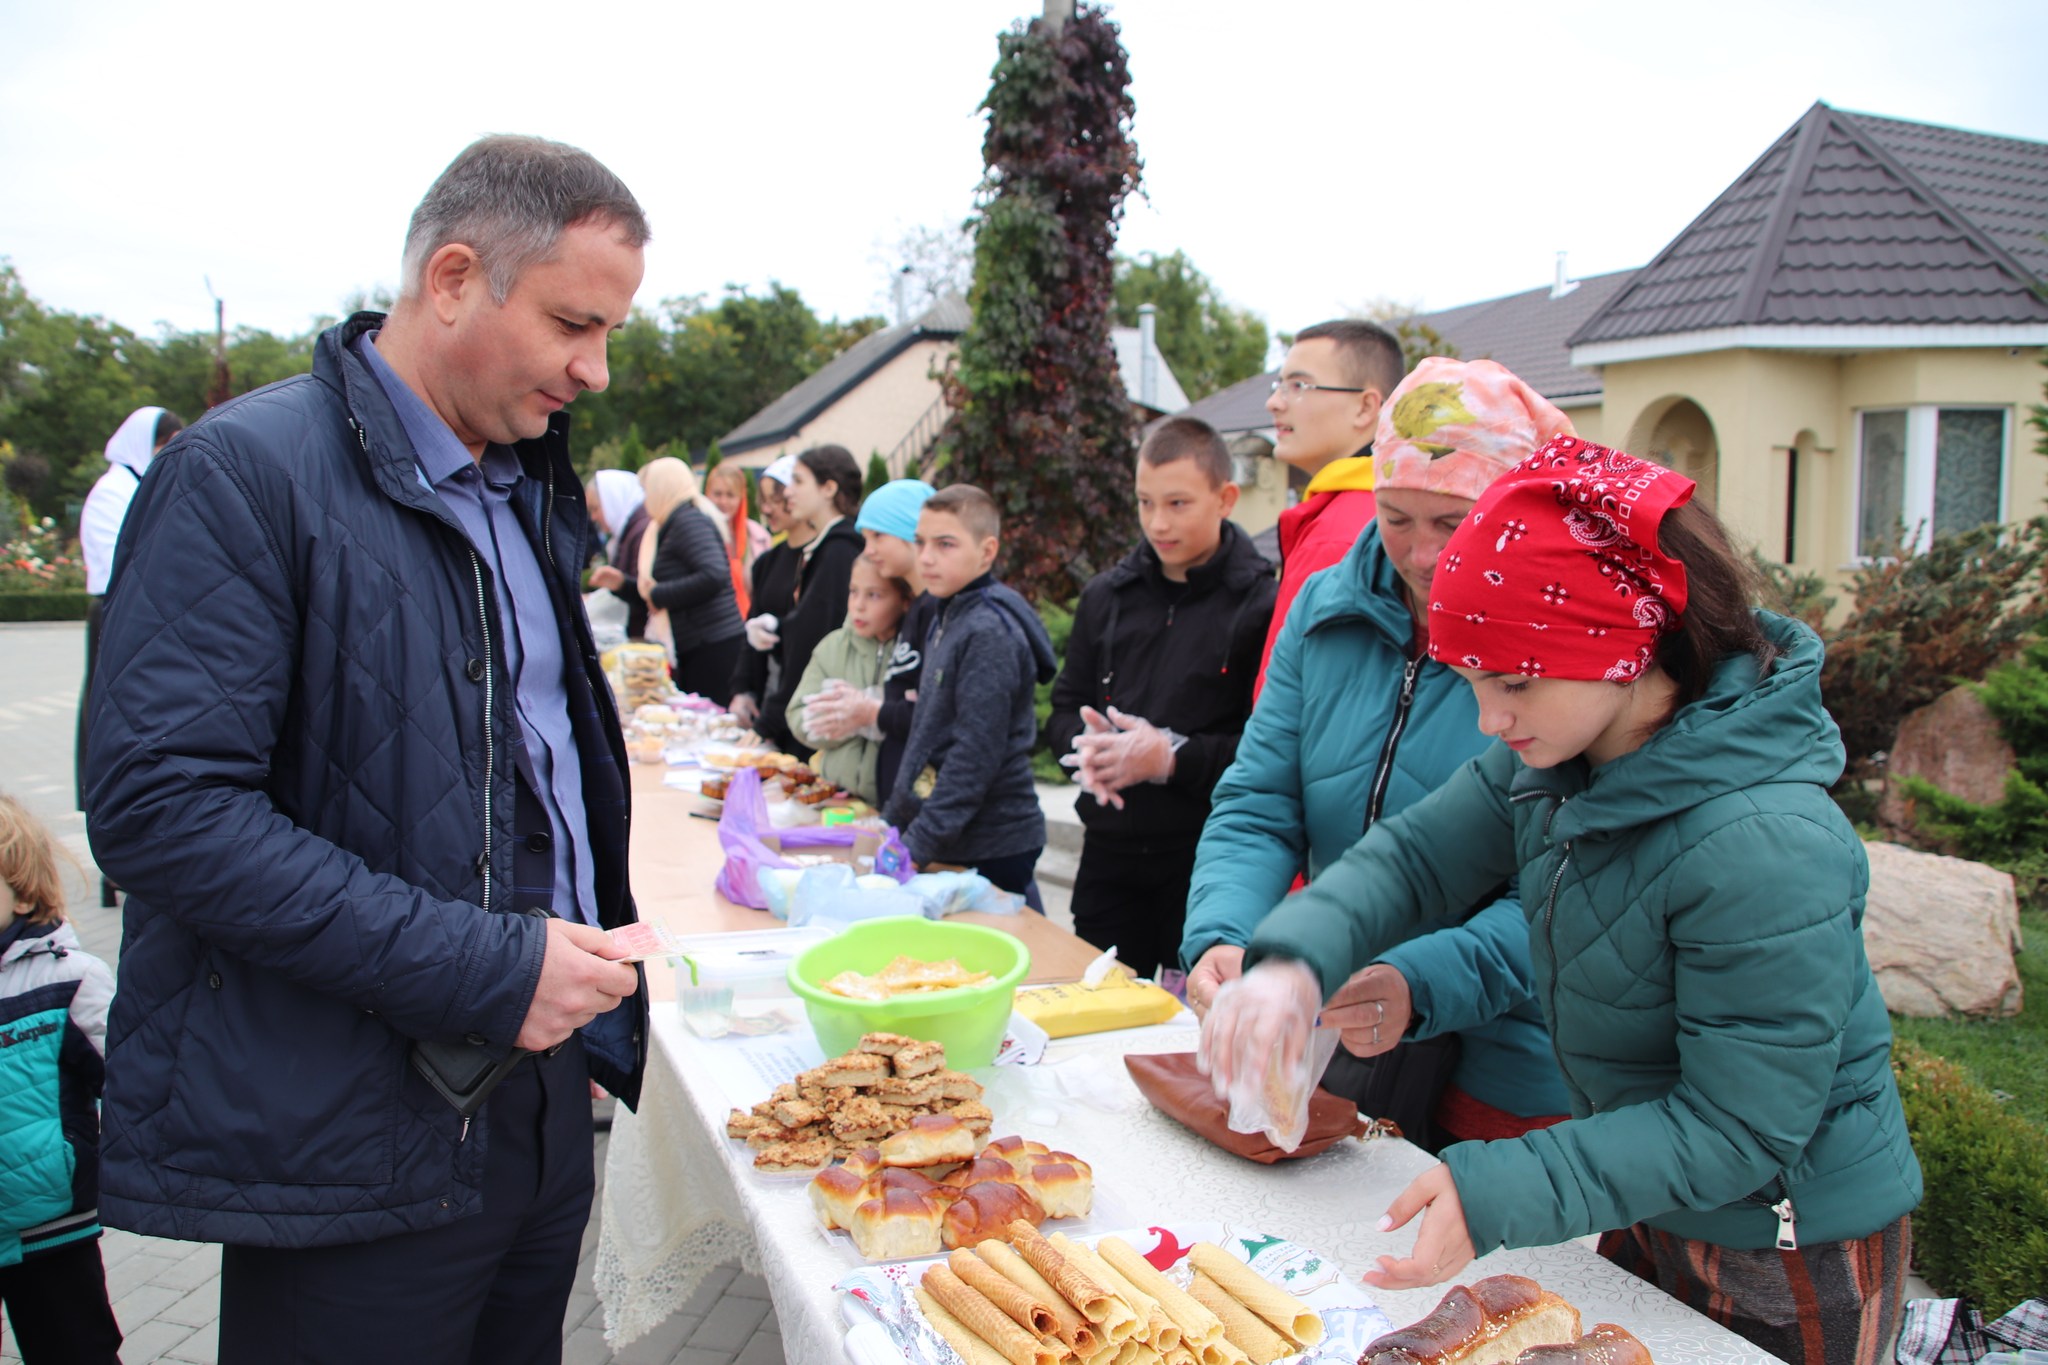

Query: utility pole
[{"left": 203, "top": 276, "right": 232, "bottom": 409}]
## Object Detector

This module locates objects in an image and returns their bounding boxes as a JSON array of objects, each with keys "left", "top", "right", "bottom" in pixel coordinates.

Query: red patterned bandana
[{"left": 1428, "top": 436, "right": 1696, "bottom": 682}]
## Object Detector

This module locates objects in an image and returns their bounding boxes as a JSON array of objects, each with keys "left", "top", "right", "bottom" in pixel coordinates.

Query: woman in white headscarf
[
  {"left": 77, "top": 406, "right": 185, "bottom": 823},
  {"left": 585, "top": 468, "right": 651, "bottom": 640}
]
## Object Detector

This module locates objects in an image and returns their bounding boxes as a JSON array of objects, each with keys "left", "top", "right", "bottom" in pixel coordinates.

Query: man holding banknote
[{"left": 84, "top": 136, "right": 650, "bottom": 1364}]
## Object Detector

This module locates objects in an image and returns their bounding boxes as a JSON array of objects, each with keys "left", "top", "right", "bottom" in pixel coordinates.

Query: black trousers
[
  {"left": 674, "top": 631, "right": 744, "bottom": 708},
  {"left": 219, "top": 1039, "right": 594, "bottom": 1365},
  {"left": 0, "top": 1237, "right": 123, "bottom": 1364},
  {"left": 1070, "top": 834, "right": 1197, "bottom": 979}
]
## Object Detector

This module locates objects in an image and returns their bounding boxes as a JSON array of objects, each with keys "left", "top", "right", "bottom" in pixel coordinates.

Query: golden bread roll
[
  {"left": 845, "top": 1186, "right": 945, "bottom": 1261},
  {"left": 1360, "top": 1274, "right": 1582, "bottom": 1365},
  {"left": 940, "top": 1157, "right": 1024, "bottom": 1191},
  {"left": 882, "top": 1113, "right": 979, "bottom": 1167},
  {"left": 1023, "top": 1160, "right": 1093, "bottom": 1219},
  {"left": 942, "top": 1181, "right": 1048, "bottom": 1250},
  {"left": 806, "top": 1163, "right": 870, "bottom": 1231}
]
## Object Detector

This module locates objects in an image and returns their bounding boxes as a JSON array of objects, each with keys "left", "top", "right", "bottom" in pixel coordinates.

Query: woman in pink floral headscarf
[{"left": 1183, "top": 357, "right": 1577, "bottom": 1153}]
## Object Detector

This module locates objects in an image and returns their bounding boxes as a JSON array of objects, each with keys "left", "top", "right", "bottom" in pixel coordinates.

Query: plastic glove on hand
[
  {"left": 729, "top": 693, "right": 761, "bottom": 728},
  {"left": 1194, "top": 957, "right": 1321, "bottom": 1101},
  {"left": 744, "top": 613, "right": 781, "bottom": 652}
]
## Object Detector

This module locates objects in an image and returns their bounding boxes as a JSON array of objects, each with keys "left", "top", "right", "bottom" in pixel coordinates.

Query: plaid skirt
[{"left": 1598, "top": 1217, "right": 1912, "bottom": 1365}]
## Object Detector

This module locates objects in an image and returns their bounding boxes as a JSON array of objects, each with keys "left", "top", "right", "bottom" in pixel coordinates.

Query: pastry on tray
[
  {"left": 1360, "top": 1274, "right": 1581, "bottom": 1365},
  {"left": 736, "top": 1034, "right": 988, "bottom": 1172}
]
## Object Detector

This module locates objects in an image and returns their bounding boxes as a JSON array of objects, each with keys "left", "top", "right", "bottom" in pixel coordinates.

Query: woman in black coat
[
  {"left": 637, "top": 457, "right": 745, "bottom": 705},
  {"left": 759, "top": 445, "right": 866, "bottom": 758}
]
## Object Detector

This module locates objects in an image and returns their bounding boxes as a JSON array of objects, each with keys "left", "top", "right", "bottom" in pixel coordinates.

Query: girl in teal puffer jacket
[{"left": 1202, "top": 437, "right": 1919, "bottom": 1365}]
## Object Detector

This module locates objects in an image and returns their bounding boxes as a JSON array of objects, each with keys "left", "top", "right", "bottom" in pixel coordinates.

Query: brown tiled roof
[
  {"left": 1411, "top": 268, "right": 1637, "bottom": 402},
  {"left": 1176, "top": 368, "right": 1277, "bottom": 437},
  {"left": 1571, "top": 102, "right": 2048, "bottom": 346}
]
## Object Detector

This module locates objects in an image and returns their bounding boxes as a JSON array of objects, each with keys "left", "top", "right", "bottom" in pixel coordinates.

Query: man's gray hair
[{"left": 401, "top": 134, "right": 651, "bottom": 302}]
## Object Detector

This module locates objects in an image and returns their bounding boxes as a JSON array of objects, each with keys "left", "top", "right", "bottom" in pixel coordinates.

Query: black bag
[{"left": 1317, "top": 1034, "right": 1463, "bottom": 1153}]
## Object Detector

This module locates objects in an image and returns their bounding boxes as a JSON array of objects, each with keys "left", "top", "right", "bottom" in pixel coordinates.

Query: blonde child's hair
[{"left": 0, "top": 794, "right": 70, "bottom": 925}]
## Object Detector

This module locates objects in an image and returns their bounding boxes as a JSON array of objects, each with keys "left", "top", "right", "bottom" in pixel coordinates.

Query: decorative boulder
[
  {"left": 1879, "top": 685, "right": 2015, "bottom": 834},
  {"left": 1862, "top": 841, "right": 2023, "bottom": 1017}
]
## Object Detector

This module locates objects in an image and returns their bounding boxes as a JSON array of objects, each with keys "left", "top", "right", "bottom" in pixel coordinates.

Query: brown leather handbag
[{"left": 1123, "top": 1051, "right": 1392, "bottom": 1164}]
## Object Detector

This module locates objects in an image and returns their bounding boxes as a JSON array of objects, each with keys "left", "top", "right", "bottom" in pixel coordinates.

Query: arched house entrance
[{"left": 1626, "top": 397, "right": 1720, "bottom": 509}]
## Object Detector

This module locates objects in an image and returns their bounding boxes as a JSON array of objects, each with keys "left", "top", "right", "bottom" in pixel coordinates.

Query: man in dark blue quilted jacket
[{"left": 85, "top": 136, "right": 652, "bottom": 1365}]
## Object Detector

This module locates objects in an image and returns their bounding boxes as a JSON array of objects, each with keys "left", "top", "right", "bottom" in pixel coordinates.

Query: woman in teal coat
[
  {"left": 1184, "top": 358, "right": 1576, "bottom": 1147},
  {"left": 1202, "top": 437, "right": 1919, "bottom": 1365}
]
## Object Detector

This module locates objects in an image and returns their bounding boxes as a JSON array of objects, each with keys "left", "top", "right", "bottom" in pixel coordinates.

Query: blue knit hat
[{"left": 856, "top": 479, "right": 937, "bottom": 541}]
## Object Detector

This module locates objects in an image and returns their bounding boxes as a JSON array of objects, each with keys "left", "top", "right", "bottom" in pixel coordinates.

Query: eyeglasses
[{"left": 1269, "top": 376, "right": 1366, "bottom": 399}]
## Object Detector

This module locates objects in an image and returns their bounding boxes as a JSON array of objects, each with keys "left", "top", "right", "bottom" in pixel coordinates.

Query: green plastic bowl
[{"left": 787, "top": 917, "right": 1030, "bottom": 1070}]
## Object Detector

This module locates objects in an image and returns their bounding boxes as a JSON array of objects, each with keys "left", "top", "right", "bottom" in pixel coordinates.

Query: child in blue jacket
[{"left": 0, "top": 794, "right": 121, "bottom": 1362}]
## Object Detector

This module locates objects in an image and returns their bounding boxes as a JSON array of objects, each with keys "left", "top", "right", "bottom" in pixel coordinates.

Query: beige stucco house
[
  {"left": 717, "top": 296, "right": 1190, "bottom": 473},
  {"left": 1196, "top": 103, "right": 2048, "bottom": 581},
  {"left": 1409, "top": 103, "right": 2048, "bottom": 584}
]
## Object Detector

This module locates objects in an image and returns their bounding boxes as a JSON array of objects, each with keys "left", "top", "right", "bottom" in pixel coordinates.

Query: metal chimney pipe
[
  {"left": 1551, "top": 251, "right": 1579, "bottom": 300},
  {"left": 1138, "top": 303, "right": 1159, "bottom": 408}
]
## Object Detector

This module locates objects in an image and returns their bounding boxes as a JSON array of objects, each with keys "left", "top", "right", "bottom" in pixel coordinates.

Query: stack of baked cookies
[{"left": 725, "top": 1032, "right": 993, "bottom": 1173}]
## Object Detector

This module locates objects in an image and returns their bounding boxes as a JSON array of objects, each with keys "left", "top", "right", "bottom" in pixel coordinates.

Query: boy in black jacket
[
  {"left": 882, "top": 485, "right": 1057, "bottom": 901},
  {"left": 1045, "top": 418, "right": 1277, "bottom": 977}
]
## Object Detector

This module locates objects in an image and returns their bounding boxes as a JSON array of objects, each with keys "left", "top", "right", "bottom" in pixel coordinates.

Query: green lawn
[{"left": 1890, "top": 907, "right": 2048, "bottom": 1128}]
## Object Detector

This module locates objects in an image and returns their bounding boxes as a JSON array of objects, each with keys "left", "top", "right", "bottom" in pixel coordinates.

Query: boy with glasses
[{"left": 1258, "top": 319, "right": 1404, "bottom": 688}]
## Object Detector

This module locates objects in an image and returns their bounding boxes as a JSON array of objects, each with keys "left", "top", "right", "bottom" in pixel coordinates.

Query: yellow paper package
[{"left": 1012, "top": 974, "right": 1182, "bottom": 1039}]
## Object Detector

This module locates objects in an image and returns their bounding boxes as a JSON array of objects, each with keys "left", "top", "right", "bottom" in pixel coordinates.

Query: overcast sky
[{"left": 5, "top": 0, "right": 2046, "bottom": 356}]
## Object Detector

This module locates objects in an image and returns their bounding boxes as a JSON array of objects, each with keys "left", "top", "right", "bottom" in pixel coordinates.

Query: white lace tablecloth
[{"left": 596, "top": 1006, "right": 1784, "bottom": 1364}]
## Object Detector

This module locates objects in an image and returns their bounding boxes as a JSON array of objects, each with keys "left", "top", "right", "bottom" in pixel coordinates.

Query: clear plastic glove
[
  {"left": 803, "top": 679, "right": 883, "bottom": 743},
  {"left": 729, "top": 693, "right": 761, "bottom": 728},
  {"left": 744, "top": 613, "right": 781, "bottom": 652},
  {"left": 1196, "top": 958, "right": 1333, "bottom": 1153},
  {"left": 588, "top": 565, "right": 626, "bottom": 592},
  {"left": 1194, "top": 957, "right": 1322, "bottom": 1102},
  {"left": 1072, "top": 706, "right": 1176, "bottom": 804}
]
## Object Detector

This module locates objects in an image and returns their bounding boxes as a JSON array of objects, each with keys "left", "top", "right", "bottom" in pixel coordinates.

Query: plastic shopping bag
[{"left": 711, "top": 767, "right": 859, "bottom": 911}]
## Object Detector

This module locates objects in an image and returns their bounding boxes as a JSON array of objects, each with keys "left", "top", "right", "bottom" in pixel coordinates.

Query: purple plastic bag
[{"left": 711, "top": 768, "right": 909, "bottom": 909}]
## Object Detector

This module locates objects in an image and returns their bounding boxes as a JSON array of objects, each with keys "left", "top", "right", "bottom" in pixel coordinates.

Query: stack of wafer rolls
[
  {"left": 911, "top": 1224, "right": 1322, "bottom": 1365},
  {"left": 1182, "top": 1242, "right": 1324, "bottom": 1365}
]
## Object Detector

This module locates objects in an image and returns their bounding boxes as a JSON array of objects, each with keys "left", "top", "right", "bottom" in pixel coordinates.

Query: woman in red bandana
[{"left": 1199, "top": 437, "right": 1920, "bottom": 1365}]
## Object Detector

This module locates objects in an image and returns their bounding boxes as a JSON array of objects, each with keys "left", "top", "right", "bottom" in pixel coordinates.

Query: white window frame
[{"left": 1850, "top": 404, "right": 2009, "bottom": 560}]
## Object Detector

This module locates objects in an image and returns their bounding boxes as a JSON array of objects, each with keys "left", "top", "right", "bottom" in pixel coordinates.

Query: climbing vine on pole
[{"left": 937, "top": 3, "right": 1142, "bottom": 604}]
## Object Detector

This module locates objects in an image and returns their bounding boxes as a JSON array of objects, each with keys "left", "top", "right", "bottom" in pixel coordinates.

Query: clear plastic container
[{"left": 673, "top": 926, "right": 836, "bottom": 1036}]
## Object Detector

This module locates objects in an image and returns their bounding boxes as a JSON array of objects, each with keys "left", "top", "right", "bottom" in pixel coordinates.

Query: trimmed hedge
[
  {"left": 1892, "top": 1038, "right": 2048, "bottom": 1312},
  {"left": 0, "top": 591, "right": 90, "bottom": 622}
]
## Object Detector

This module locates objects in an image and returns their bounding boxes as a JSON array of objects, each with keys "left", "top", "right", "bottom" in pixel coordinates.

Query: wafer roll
[
  {"left": 924, "top": 1263, "right": 1063, "bottom": 1365},
  {"left": 952, "top": 1248, "right": 1059, "bottom": 1339},
  {"left": 1186, "top": 1243, "right": 1322, "bottom": 1347},
  {"left": 978, "top": 1239, "right": 1102, "bottom": 1357},
  {"left": 1050, "top": 1235, "right": 1181, "bottom": 1355},
  {"left": 915, "top": 1286, "right": 1012, "bottom": 1365},
  {"left": 1010, "top": 1221, "right": 1133, "bottom": 1338},
  {"left": 1095, "top": 1237, "right": 1226, "bottom": 1355},
  {"left": 1188, "top": 1273, "right": 1291, "bottom": 1365}
]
